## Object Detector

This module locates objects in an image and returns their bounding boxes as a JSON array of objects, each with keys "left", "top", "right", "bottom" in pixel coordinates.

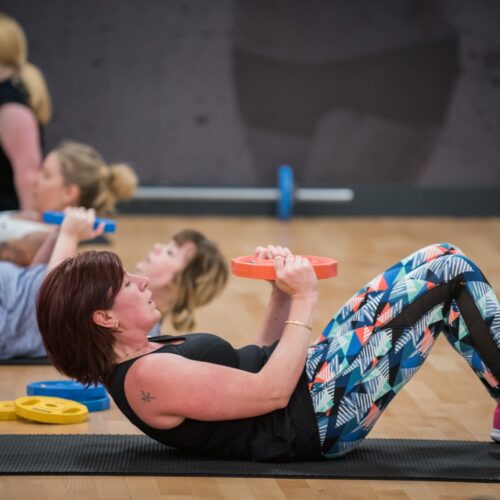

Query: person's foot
[{"left": 491, "top": 405, "right": 500, "bottom": 442}]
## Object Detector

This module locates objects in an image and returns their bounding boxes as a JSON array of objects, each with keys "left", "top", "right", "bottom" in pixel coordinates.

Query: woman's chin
[{"left": 133, "top": 263, "right": 144, "bottom": 275}]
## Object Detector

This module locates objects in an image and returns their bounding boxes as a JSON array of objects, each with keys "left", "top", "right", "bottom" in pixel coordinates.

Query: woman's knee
[{"left": 428, "top": 242, "right": 464, "bottom": 255}]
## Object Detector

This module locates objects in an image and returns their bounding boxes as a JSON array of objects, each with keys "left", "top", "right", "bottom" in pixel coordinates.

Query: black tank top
[
  {"left": 0, "top": 78, "right": 43, "bottom": 210},
  {"left": 105, "top": 333, "right": 322, "bottom": 461}
]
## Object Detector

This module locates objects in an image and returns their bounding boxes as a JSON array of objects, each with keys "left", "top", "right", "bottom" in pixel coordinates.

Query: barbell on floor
[{"left": 133, "top": 165, "right": 354, "bottom": 220}]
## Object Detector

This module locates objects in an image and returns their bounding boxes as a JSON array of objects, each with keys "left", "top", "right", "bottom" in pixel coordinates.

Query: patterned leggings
[{"left": 305, "top": 243, "right": 500, "bottom": 458}]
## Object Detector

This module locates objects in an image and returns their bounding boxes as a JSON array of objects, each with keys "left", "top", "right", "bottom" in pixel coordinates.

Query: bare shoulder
[
  {"left": 0, "top": 103, "right": 37, "bottom": 126},
  {"left": 125, "top": 352, "right": 190, "bottom": 394},
  {"left": 124, "top": 352, "right": 187, "bottom": 429},
  {"left": 0, "top": 104, "right": 39, "bottom": 146},
  {"left": 128, "top": 351, "right": 186, "bottom": 379}
]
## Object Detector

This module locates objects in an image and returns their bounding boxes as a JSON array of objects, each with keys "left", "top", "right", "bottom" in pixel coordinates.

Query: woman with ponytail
[
  {"left": 35, "top": 141, "right": 138, "bottom": 215},
  {"left": 0, "top": 140, "right": 138, "bottom": 265},
  {"left": 0, "top": 12, "right": 51, "bottom": 211}
]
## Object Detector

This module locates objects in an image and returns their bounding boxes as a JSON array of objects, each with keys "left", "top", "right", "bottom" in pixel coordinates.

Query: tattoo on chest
[{"left": 140, "top": 390, "right": 156, "bottom": 403}]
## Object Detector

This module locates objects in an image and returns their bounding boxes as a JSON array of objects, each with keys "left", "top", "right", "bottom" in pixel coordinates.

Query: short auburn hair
[{"left": 36, "top": 251, "right": 124, "bottom": 385}]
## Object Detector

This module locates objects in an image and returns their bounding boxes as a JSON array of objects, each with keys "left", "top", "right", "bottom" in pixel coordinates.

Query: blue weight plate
[
  {"left": 80, "top": 394, "right": 111, "bottom": 412},
  {"left": 27, "top": 380, "right": 106, "bottom": 401},
  {"left": 43, "top": 211, "right": 117, "bottom": 233},
  {"left": 277, "top": 165, "right": 294, "bottom": 220}
]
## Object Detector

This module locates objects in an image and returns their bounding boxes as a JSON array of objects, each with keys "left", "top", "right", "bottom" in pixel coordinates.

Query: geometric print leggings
[{"left": 305, "top": 243, "right": 500, "bottom": 458}]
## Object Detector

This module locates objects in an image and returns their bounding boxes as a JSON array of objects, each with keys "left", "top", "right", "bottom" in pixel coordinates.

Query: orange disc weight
[{"left": 231, "top": 255, "right": 337, "bottom": 280}]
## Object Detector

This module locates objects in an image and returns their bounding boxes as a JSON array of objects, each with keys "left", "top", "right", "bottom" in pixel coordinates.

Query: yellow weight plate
[
  {"left": 14, "top": 396, "right": 88, "bottom": 424},
  {"left": 0, "top": 400, "right": 18, "bottom": 421}
]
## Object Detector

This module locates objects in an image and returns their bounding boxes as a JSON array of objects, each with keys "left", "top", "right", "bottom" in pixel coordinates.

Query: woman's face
[
  {"left": 111, "top": 272, "right": 161, "bottom": 331},
  {"left": 134, "top": 240, "right": 196, "bottom": 290},
  {"left": 34, "top": 152, "right": 79, "bottom": 212}
]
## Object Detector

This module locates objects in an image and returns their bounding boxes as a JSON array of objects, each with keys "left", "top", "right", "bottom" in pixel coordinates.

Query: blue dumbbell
[{"left": 43, "top": 211, "right": 116, "bottom": 233}]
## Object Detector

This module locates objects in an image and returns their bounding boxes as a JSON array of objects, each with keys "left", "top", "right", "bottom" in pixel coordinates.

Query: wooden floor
[{"left": 1, "top": 215, "right": 500, "bottom": 499}]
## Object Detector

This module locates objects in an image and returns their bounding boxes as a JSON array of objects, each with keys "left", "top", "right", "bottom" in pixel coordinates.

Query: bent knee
[{"left": 430, "top": 242, "right": 464, "bottom": 255}]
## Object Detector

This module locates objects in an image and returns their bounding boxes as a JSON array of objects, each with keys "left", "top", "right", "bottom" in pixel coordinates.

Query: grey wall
[{"left": 3, "top": 0, "right": 500, "bottom": 190}]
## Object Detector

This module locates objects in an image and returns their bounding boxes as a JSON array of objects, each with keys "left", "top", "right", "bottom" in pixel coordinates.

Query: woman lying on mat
[
  {"left": 0, "top": 140, "right": 138, "bottom": 266},
  {"left": 36, "top": 240, "right": 500, "bottom": 461},
  {"left": 0, "top": 207, "right": 227, "bottom": 360}
]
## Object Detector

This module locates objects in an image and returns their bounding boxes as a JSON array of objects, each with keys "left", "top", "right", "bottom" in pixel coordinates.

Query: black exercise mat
[
  {"left": 0, "top": 356, "right": 50, "bottom": 365},
  {"left": 0, "top": 434, "right": 499, "bottom": 482},
  {"left": 81, "top": 235, "right": 111, "bottom": 246}
]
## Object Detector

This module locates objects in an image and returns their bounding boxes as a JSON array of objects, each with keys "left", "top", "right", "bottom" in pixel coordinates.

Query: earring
[{"left": 114, "top": 321, "right": 119, "bottom": 329}]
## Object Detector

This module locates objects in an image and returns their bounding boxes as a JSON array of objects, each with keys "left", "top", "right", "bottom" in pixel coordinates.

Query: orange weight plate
[{"left": 231, "top": 255, "right": 337, "bottom": 280}]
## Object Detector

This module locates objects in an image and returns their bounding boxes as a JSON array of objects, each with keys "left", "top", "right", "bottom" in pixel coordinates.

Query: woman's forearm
[
  {"left": 46, "top": 232, "right": 80, "bottom": 273},
  {"left": 253, "top": 287, "right": 292, "bottom": 346},
  {"left": 257, "top": 294, "right": 317, "bottom": 405},
  {"left": 44, "top": 208, "right": 102, "bottom": 274},
  {"left": 0, "top": 232, "right": 51, "bottom": 266},
  {"left": 32, "top": 232, "right": 58, "bottom": 265}
]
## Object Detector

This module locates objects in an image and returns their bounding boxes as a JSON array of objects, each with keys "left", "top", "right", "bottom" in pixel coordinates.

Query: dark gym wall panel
[
  {"left": 3, "top": 1, "right": 500, "bottom": 210},
  {"left": 5, "top": 0, "right": 255, "bottom": 186}
]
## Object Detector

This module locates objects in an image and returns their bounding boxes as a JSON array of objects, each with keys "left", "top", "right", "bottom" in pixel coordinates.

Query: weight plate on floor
[
  {"left": 0, "top": 401, "right": 18, "bottom": 421},
  {"left": 27, "top": 380, "right": 106, "bottom": 401},
  {"left": 14, "top": 396, "right": 88, "bottom": 424},
  {"left": 80, "top": 394, "right": 111, "bottom": 412}
]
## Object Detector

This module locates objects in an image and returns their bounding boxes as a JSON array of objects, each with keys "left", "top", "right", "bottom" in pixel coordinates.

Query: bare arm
[
  {"left": 252, "top": 245, "right": 293, "bottom": 346},
  {"left": 0, "top": 104, "right": 41, "bottom": 211},
  {"left": 0, "top": 231, "right": 52, "bottom": 266},
  {"left": 31, "top": 231, "right": 58, "bottom": 265},
  {"left": 124, "top": 255, "right": 318, "bottom": 426},
  {"left": 253, "top": 288, "right": 292, "bottom": 346},
  {"left": 46, "top": 208, "right": 104, "bottom": 274}
]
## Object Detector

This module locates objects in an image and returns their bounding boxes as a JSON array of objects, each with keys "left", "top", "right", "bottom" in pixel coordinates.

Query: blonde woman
[
  {"left": 0, "top": 12, "right": 51, "bottom": 211},
  {"left": 33, "top": 141, "right": 137, "bottom": 216},
  {"left": 0, "top": 208, "right": 228, "bottom": 360},
  {"left": 0, "top": 141, "right": 138, "bottom": 265},
  {"left": 135, "top": 228, "right": 229, "bottom": 332}
]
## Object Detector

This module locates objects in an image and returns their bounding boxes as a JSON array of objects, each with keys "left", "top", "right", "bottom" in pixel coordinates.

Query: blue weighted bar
[
  {"left": 277, "top": 165, "right": 294, "bottom": 220},
  {"left": 43, "top": 211, "right": 117, "bottom": 233},
  {"left": 132, "top": 167, "right": 354, "bottom": 219}
]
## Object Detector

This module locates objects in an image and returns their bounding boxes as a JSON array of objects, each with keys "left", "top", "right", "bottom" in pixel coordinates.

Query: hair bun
[{"left": 107, "top": 164, "right": 138, "bottom": 201}]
